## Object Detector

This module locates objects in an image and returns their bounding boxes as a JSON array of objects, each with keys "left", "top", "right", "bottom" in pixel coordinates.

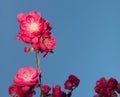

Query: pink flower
[
  {"left": 107, "top": 78, "right": 118, "bottom": 90},
  {"left": 94, "top": 77, "right": 119, "bottom": 97},
  {"left": 16, "top": 11, "right": 56, "bottom": 56},
  {"left": 42, "top": 85, "right": 51, "bottom": 94},
  {"left": 64, "top": 74, "right": 80, "bottom": 90},
  {"left": 8, "top": 84, "right": 25, "bottom": 97},
  {"left": 17, "top": 12, "right": 44, "bottom": 43},
  {"left": 17, "top": 12, "right": 44, "bottom": 40},
  {"left": 16, "top": 11, "right": 53, "bottom": 45},
  {"left": 8, "top": 84, "right": 36, "bottom": 97},
  {"left": 52, "top": 85, "right": 62, "bottom": 97},
  {"left": 38, "top": 33, "right": 56, "bottom": 56},
  {"left": 64, "top": 80, "right": 73, "bottom": 90},
  {"left": 68, "top": 75, "right": 80, "bottom": 86},
  {"left": 14, "top": 66, "right": 40, "bottom": 87}
]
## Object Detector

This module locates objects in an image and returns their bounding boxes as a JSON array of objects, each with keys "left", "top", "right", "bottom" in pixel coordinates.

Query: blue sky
[{"left": 1, "top": 0, "right": 120, "bottom": 97}]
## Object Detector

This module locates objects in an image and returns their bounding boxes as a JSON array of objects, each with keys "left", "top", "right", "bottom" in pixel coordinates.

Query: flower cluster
[
  {"left": 9, "top": 67, "right": 40, "bottom": 97},
  {"left": 41, "top": 75, "right": 80, "bottom": 97},
  {"left": 94, "top": 77, "right": 120, "bottom": 97},
  {"left": 16, "top": 11, "right": 56, "bottom": 56},
  {"left": 8, "top": 11, "right": 80, "bottom": 97}
]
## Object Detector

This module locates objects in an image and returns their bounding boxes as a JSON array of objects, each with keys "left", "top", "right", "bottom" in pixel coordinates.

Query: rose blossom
[{"left": 14, "top": 66, "right": 40, "bottom": 87}]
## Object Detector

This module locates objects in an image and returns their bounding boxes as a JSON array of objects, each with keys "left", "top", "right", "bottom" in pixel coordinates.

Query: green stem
[{"left": 35, "top": 50, "right": 43, "bottom": 97}]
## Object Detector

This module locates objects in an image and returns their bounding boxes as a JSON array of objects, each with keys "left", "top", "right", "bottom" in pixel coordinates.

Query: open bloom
[
  {"left": 16, "top": 11, "right": 52, "bottom": 44},
  {"left": 38, "top": 33, "right": 56, "bottom": 56},
  {"left": 14, "top": 66, "right": 40, "bottom": 87},
  {"left": 17, "top": 11, "right": 44, "bottom": 43}
]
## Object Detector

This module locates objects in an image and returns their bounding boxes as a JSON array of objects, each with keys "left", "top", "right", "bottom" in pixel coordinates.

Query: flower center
[
  {"left": 29, "top": 22, "right": 38, "bottom": 32},
  {"left": 24, "top": 73, "right": 32, "bottom": 82},
  {"left": 43, "top": 38, "right": 50, "bottom": 45},
  {"left": 12, "top": 92, "right": 20, "bottom": 97}
]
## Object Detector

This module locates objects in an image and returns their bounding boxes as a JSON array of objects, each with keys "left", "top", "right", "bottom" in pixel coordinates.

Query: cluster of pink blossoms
[
  {"left": 8, "top": 11, "right": 80, "bottom": 97},
  {"left": 9, "top": 67, "right": 40, "bottom": 97},
  {"left": 16, "top": 11, "right": 56, "bottom": 56},
  {"left": 94, "top": 77, "right": 120, "bottom": 97},
  {"left": 9, "top": 72, "right": 80, "bottom": 97},
  {"left": 41, "top": 75, "right": 80, "bottom": 97}
]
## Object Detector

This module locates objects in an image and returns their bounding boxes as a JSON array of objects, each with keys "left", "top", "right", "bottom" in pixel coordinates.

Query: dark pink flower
[
  {"left": 107, "top": 78, "right": 118, "bottom": 90},
  {"left": 52, "top": 85, "right": 62, "bottom": 97},
  {"left": 8, "top": 84, "right": 25, "bottom": 97},
  {"left": 64, "top": 75, "right": 80, "bottom": 91},
  {"left": 94, "top": 77, "right": 119, "bottom": 97},
  {"left": 64, "top": 80, "right": 73, "bottom": 90},
  {"left": 14, "top": 66, "right": 40, "bottom": 87},
  {"left": 42, "top": 85, "right": 51, "bottom": 94},
  {"left": 68, "top": 75, "right": 80, "bottom": 86},
  {"left": 38, "top": 33, "right": 56, "bottom": 56}
]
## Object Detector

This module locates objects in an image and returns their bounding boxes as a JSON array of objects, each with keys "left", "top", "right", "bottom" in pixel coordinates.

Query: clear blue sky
[{"left": 1, "top": 0, "right": 120, "bottom": 97}]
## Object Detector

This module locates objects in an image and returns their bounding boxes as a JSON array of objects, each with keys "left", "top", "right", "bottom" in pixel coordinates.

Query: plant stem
[{"left": 35, "top": 49, "right": 43, "bottom": 97}]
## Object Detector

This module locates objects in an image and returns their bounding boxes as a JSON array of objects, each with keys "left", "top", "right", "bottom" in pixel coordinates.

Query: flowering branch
[{"left": 8, "top": 11, "right": 80, "bottom": 97}]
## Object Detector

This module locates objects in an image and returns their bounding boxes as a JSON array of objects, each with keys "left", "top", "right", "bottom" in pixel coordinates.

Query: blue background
[{"left": 1, "top": 0, "right": 120, "bottom": 97}]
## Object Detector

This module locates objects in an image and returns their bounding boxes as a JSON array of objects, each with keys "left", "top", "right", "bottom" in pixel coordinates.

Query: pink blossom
[
  {"left": 8, "top": 84, "right": 25, "bottom": 97},
  {"left": 42, "top": 85, "right": 51, "bottom": 94},
  {"left": 16, "top": 11, "right": 53, "bottom": 44},
  {"left": 68, "top": 75, "right": 80, "bottom": 86},
  {"left": 94, "top": 77, "right": 119, "bottom": 97},
  {"left": 52, "top": 85, "right": 62, "bottom": 97},
  {"left": 107, "top": 78, "right": 118, "bottom": 90},
  {"left": 64, "top": 74, "right": 80, "bottom": 90},
  {"left": 14, "top": 66, "right": 40, "bottom": 87},
  {"left": 64, "top": 80, "right": 73, "bottom": 90},
  {"left": 16, "top": 11, "right": 43, "bottom": 44},
  {"left": 39, "top": 33, "right": 56, "bottom": 56},
  {"left": 25, "top": 89, "right": 36, "bottom": 97}
]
